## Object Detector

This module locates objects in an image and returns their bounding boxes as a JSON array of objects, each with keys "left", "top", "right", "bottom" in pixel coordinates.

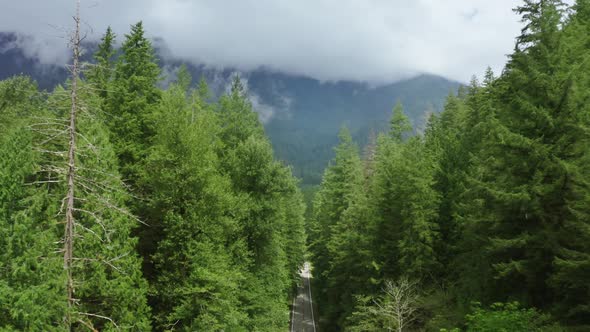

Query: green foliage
[
  {"left": 308, "top": 127, "right": 378, "bottom": 330},
  {"left": 205, "top": 72, "right": 306, "bottom": 331},
  {"left": 217, "top": 74, "right": 265, "bottom": 150},
  {"left": 0, "top": 93, "right": 65, "bottom": 331},
  {"left": 49, "top": 82, "right": 152, "bottom": 330},
  {"left": 452, "top": 1, "right": 590, "bottom": 324},
  {"left": 0, "top": 20, "right": 308, "bottom": 332},
  {"left": 3, "top": 4, "right": 590, "bottom": 331},
  {"left": 0, "top": 76, "right": 151, "bottom": 330},
  {"left": 145, "top": 79, "right": 247, "bottom": 330},
  {"left": 389, "top": 102, "right": 412, "bottom": 142},
  {"left": 309, "top": 2, "right": 590, "bottom": 331},
  {"left": 106, "top": 21, "right": 161, "bottom": 184},
  {"left": 371, "top": 115, "right": 441, "bottom": 282},
  {"left": 175, "top": 64, "right": 192, "bottom": 93},
  {"left": 456, "top": 302, "right": 561, "bottom": 332},
  {"left": 0, "top": 76, "right": 42, "bottom": 129},
  {"left": 346, "top": 296, "right": 382, "bottom": 332},
  {"left": 86, "top": 26, "right": 116, "bottom": 100}
]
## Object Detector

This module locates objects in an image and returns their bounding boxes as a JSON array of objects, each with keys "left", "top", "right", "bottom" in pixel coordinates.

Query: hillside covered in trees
[
  {"left": 0, "top": 31, "right": 460, "bottom": 186},
  {"left": 0, "top": 12, "right": 305, "bottom": 331},
  {"left": 308, "top": 0, "right": 590, "bottom": 331},
  {"left": 1, "top": 0, "right": 590, "bottom": 331}
]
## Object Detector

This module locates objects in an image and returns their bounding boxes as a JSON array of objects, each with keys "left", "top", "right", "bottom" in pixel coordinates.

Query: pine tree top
[{"left": 389, "top": 102, "right": 411, "bottom": 142}]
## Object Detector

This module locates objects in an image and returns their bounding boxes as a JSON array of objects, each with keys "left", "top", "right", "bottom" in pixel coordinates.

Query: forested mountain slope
[
  {"left": 308, "top": 0, "right": 590, "bottom": 331},
  {"left": 0, "top": 21, "right": 306, "bottom": 331},
  {"left": 0, "top": 31, "right": 459, "bottom": 184},
  {"left": 2, "top": 0, "right": 589, "bottom": 331}
]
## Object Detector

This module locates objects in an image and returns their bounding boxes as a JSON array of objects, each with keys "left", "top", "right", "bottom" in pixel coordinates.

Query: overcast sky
[{"left": 0, "top": 0, "right": 528, "bottom": 83}]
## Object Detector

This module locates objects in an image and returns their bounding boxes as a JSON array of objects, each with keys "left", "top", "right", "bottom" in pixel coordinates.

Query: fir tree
[
  {"left": 389, "top": 102, "right": 412, "bottom": 142},
  {"left": 215, "top": 74, "right": 303, "bottom": 331},
  {"left": 86, "top": 27, "right": 116, "bottom": 100},
  {"left": 146, "top": 80, "right": 247, "bottom": 330},
  {"left": 0, "top": 77, "right": 65, "bottom": 331},
  {"left": 309, "top": 127, "right": 365, "bottom": 330},
  {"left": 106, "top": 21, "right": 161, "bottom": 185}
]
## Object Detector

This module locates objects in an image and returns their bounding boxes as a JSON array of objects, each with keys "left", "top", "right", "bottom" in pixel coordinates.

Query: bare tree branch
[
  {"left": 64, "top": 2, "right": 81, "bottom": 328},
  {"left": 372, "top": 277, "right": 419, "bottom": 332},
  {"left": 76, "top": 312, "right": 120, "bottom": 330},
  {"left": 77, "top": 318, "right": 99, "bottom": 332}
]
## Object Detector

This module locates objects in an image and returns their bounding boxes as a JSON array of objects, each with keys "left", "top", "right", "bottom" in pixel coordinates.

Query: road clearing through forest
[{"left": 290, "top": 262, "right": 317, "bottom": 332}]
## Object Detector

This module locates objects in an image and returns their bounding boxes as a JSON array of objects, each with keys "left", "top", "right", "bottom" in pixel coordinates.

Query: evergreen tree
[
  {"left": 50, "top": 83, "right": 152, "bottom": 330},
  {"left": 86, "top": 27, "right": 116, "bottom": 100},
  {"left": 103, "top": 22, "right": 162, "bottom": 301},
  {"left": 146, "top": 79, "right": 247, "bottom": 330},
  {"left": 389, "top": 102, "right": 412, "bottom": 142},
  {"left": 309, "top": 127, "right": 365, "bottom": 330},
  {"left": 0, "top": 76, "right": 151, "bottom": 330},
  {"left": 543, "top": 0, "right": 590, "bottom": 323},
  {"left": 451, "top": 75, "right": 501, "bottom": 307},
  {"left": 371, "top": 138, "right": 441, "bottom": 281},
  {"left": 106, "top": 21, "right": 161, "bottom": 185},
  {"left": 325, "top": 172, "right": 376, "bottom": 329},
  {"left": 0, "top": 77, "right": 65, "bottom": 331},
  {"left": 175, "top": 64, "right": 192, "bottom": 93},
  {"left": 225, "top": 135, "right": 293, "bottom": 330},
  {"left": 217, "top": 75, "right": 264, "bottom": 150},
  {"left": 215, "top": 74, "right": 304, "bottom": 331},
  {"left": 281, "top": 184, "right": 307, "bottom": 287},
  {"left": 424, "top": 94, "right": 467, "bottom": 267},
  {"left": 454, "top": 2, "right": 590, "bottom": 327}
]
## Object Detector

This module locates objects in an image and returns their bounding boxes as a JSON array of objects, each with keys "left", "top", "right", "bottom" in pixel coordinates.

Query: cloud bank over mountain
[{"left": 0, "top": 0, "right": 525, "bottom": 83}]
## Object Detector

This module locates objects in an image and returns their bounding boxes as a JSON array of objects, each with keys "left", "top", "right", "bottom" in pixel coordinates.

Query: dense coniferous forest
[
  {"left": 1, "top": 0, "right": 590, "bottom": 331},
  {"left": 0, "top": 36, "right": 460, "bottom": 187},
  {"left": 308, "top": 0, "right": 590, "bottom": 331},
  {"left": 0, "top": 12, "right": 306, "bottom": 331}
]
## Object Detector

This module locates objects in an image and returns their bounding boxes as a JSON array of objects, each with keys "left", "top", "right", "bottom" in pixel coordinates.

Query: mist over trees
[
  {"left": 308, "top": 0, "right": 590, "bottom": 330},
  {"left": 0, "top": 12, "right": 305, "bottom": 331},
  {"left": 1, "top": 0, "right": 590, "bottom": 331}
]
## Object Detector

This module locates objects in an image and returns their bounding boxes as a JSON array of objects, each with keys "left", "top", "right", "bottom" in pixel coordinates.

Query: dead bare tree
[
  {"left": 373, "top": 277, "right": 419, "bottom": 332},
  {"left": 64, "top": 0, "right": 81, "bottom": 329},
  {"left": 23, "top": 1, "right": 148, "bottom": 329}
]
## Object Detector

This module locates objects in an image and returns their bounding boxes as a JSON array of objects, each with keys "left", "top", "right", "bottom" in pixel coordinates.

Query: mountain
[
  {"left": 0, "top": 33, "right": 68, "bottom": 88},
  {"left": 174, "top": 65, "right": 460, "bottom": 184},
  {"left": 0, "top": 32, "right": 460, "bottom": 184}
]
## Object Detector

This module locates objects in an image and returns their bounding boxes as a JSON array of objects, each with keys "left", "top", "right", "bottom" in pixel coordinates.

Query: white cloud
[
  {"left": 221, "top": 73, "right": 290, "bottom": 124},
  {"left": 0, "top": 0, "right": 529, "bottom": 83}
]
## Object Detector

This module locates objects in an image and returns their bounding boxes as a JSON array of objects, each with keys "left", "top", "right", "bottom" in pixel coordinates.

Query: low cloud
[
  {"left": 249, "top": 93, "right": 276, "bottom": 124},
  {"left": 222, "top": 73, "right": 291, "bottom": 124},
  {"left": 0, "top": 0, "right": 535, "bottom": 83}
]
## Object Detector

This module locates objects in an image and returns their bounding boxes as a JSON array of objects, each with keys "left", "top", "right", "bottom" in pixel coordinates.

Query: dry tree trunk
[
  {"left": 372, "top": 278, "right": 418, "bottom": 332},
  {"left": 64, "top": 0, "right": 81, "bottom": 329}
]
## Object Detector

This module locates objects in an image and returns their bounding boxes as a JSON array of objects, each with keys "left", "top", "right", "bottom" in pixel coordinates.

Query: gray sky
[{"left": 0, "top": 0, "right": 527, "bottom": 83}]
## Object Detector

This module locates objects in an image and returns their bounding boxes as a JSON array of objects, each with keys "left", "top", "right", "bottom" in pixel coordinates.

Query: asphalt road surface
[{"left": 290, "top": 262, "right": 317, "bottom": 332}]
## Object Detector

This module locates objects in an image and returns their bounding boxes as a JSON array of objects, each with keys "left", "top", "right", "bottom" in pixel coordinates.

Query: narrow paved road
[{"left": 290, "top": 262, "right": 317, "bottom": 332}]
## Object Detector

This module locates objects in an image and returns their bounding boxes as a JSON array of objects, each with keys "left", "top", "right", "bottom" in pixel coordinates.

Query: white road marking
[
  {"left": 305, "top": 262, "right": 317, "bottom": 332},
  {"left": 290, "top": 262, "right": 316, "bottom": 332}
]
